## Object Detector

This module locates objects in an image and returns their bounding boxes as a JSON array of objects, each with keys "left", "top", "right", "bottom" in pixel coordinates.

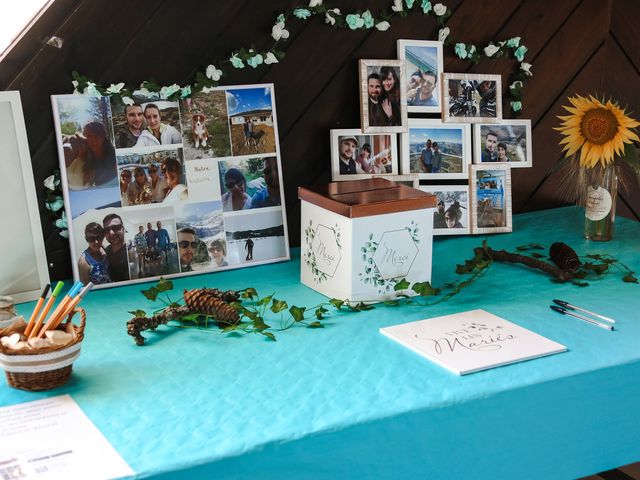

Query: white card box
[{"left": 299, "top": 178, "right": 436, "bottom": 302}]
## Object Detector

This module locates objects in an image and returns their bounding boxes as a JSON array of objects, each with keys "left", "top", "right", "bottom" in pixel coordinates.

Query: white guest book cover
[{"left": 380, "top": 309, "right": 567, "bottom": 375}]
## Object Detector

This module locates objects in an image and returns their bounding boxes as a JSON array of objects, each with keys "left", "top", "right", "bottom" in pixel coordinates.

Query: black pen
[
  {"left": 550, "top": 305, "right": 614, "bottom": 331},
  {"left": 552, "top": 299, "right": 616, "bottom": 324}
]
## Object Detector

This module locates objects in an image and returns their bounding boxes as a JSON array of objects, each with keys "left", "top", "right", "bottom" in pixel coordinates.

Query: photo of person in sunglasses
[
  {"left": 177, "top": 227, "right": 198, "bottom": 272},
  {"left": 221, "top": 168, "right": 251, "bottom": 212},
  {"left": 78, "top": 222, "right": 111, "bottom": 285}
]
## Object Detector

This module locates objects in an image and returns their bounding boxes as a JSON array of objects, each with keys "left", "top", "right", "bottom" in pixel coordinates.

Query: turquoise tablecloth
[{"left": 2, "top": 207, "right": 639, "bottom": 479}]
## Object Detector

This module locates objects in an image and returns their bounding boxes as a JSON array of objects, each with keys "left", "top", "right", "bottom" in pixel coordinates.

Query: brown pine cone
[
  {"left": 183, "top": 289, "right": 240, "bottom": 326},
  {"left": 202, "top": 287, "right": 241, "bottom": 303},
  {"left": 549, "top": 242, "right": 581, "bottom": 272}
]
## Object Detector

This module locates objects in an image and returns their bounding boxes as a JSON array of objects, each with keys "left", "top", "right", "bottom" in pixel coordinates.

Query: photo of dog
[{"left": 192, "top": 114, "right": 210, "bottom": 148}]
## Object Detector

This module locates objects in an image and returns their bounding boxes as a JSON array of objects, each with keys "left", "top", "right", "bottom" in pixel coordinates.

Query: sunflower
[{"left": 555, "top": 95, "right": 639, "bottom": 168}]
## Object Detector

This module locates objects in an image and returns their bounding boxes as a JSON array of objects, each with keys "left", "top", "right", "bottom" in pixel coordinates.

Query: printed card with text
[{"left": 380, "top": 309, "right": 566, "bottom": 375}]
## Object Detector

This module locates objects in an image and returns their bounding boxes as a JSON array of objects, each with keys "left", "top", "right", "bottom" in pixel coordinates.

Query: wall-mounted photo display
[
  {"left": 442, "top": 73, "right": 502, "bottom": 124},
  {"left": 400, "top": 119, "right": 471, "bottom": 180},
  {"left": 372, "top": 174, "right": 419, "bottom": 188},
  {"left": 359, "top": 59, "right": 408, "bottom": 133},
  {"left": 473, "top": 120, "right": 532, "bottom": 167},
  {"left": 419, "top": 185, "right": 471, "bottom": 236},
  {"left": 330, "top": 129, "right": 399, "bottom": 181},
  {"left": 397, "top": 39, "right": 444, "bottom": 114},
  {"left": 52, "top": 83, "right": 290, "bottom": 289},
  {"left": 469, "top": 164, "right": 512, "bottom": 234}
]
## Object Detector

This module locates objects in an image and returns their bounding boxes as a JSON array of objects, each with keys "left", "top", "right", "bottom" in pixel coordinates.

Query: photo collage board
[
  {"left": 52, "top": 84, "right": 289, "bottom": 289},
  {"left": 330, "top": 39, "right": 533, "bottom": 236}
]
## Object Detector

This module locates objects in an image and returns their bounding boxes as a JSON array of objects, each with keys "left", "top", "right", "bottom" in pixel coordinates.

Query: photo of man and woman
[
  {"left": 218, "top": 157, "right": 281, "bottom": 212},
  {"left": 117, "top": 148, "right": 187, "bottom": 205},
  {"left": 474, "top": 120, "right": 532, "bottom": 167},
  {"left": 53, "top": 95, "right": 120, "bottom": 218},
  {"left": 112, "top": 99, "right": 182, "bottom": 149},
  {"left": 471, "top": 165, "right": 512, "bottom": 234},
  {"left": 402, "top": 120, "right": 471, "bottom": 179},
  {"left": 330, "top": 129, "right": 398, "bottom": 180},
  {"left": 227, "top": 87, "right": 277, "bottom": 156},
  {"left": 420, "top": 186, "right": 470, "bottom": 235},
  {"left": 179, "top": 90, "right": 232, "bottom": 160},
  {"left": 397, "top": 40, "right": 443, "bottom": 113},
  {"left": 123, "top": 207, "right": 180, "bottom": 280},
  {"left": 360, "top": 60, "right": 407, "bottom": 132},
  {"left": 443, "top": 73, "right": 502, "bottom": 123},
  {"left": 174, "top": 201, "right": 225, "bottom": 272}
]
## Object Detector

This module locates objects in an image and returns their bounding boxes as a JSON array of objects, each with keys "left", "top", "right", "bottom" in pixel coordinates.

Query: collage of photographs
[
  {"left": 52, "top": 84, "right": 289, "bottom": 288},
  {"left": 331, "top": 38, "right": 531, "bottom": 235}
]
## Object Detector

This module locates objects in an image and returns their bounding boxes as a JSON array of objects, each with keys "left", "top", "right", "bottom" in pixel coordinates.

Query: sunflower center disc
[{"left": 580, "top": 108, "right": 618, "bottom": 145}]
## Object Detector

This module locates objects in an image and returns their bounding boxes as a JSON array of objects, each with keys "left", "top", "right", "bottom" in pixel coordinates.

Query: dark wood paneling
[{"left": 2, "top": 0, "right": 638, "bottom": 280}]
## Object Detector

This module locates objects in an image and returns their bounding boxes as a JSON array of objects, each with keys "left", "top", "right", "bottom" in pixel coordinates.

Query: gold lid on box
[{"left": 298, "top": 178, "right": 436, "bottom": 218}]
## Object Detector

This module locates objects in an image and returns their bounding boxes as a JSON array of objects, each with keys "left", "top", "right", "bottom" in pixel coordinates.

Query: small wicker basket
[{"left": 0, "top": 308, "right": 85, "bottom": 391}]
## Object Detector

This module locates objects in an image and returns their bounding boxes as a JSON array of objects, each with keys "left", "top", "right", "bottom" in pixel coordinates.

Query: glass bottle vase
[{"left": 583, "top": 165, "right": 617, "bottom": 241}]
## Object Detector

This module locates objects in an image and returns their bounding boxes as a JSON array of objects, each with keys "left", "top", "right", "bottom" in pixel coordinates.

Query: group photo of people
[
  {"left": 217, "top": 157, "right": 281, "bottom": 212},
  {"left": 331, "top": 130, "right": 397, "bottom": 180},
  {"left": 122, "top": 208, "right": 180, "bottom": 280},
  {"left": 361, "top": 60, "right": 406, "bottom": 130},
  {"left": 398, "top": 40, "right": 443, "bottom": 112},
  {"left": 475, "top": 122, "right": 532, "bottom": 167},
  {"left": 117, "top": 148, "right": 188, "bottom": 206}
]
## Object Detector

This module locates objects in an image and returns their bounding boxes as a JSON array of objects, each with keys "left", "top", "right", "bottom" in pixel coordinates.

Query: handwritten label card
[{"left": 380, "top": 309, "right": 566, "bottom": 375}]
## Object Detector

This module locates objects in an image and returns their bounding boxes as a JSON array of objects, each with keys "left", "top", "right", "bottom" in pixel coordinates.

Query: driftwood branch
[
  {"left": 127, "top": 305, "right": 191, "bottom": 346},
  {"left": 476, "top": 247, "right": 575, "bottom": 282}
]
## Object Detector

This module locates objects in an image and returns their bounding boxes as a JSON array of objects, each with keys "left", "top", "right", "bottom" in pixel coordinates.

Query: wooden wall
[{"left": 2, "top": 0, "right": 638, "bottom": 281}]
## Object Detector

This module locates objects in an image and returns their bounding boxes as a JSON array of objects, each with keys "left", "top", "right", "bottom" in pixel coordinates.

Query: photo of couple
[
  {"left": 174, "top": 201, "right": 226, "bottom": 272},
  {"left": 475, "top": 121, "right": 532, "bottom": 167},
  {"left": 330, "top": 130, "right": 398, "bottom": 181},
  {"left": 112, "top": 100, "right": 181, "bottom": 149},
  {"left": 420, "top": 186, "right": 470, "bottom": 235},
  {"left": 397, "top": 40, "right": 444, "bottom": 113},
  {"left": 360, "top": 60, "right": 407, "bottom": 132},
  {"left": 217, "top": 157, "right": 281, "bottom": 212}
]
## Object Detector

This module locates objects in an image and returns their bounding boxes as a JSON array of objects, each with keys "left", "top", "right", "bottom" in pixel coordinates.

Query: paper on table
[
  {"left": 0, "top": 395, "right": 133, "bottom": 479},
  {"left": 380, "top": 309, "right": 567, "bottom": 375}
]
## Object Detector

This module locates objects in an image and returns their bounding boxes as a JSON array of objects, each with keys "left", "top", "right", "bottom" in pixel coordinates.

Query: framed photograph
[
  {"left": 397, "top": 39, "right": 444, "bottom": 113},
  {"left": 442, "top": 73, "right": 502, "bottom": 123},
  {"left": 359, "top": 59, "right": 408, "bottom": 133},
  {"left": 469, "top": 164, "right": 512, "bottom": 234},
  {"left": 0, "top": 91, "right": 50, "bottom": 303},
  {"left": 330, "top": 129, "right": 398, "bottom": 181},
  {"left": 473, "top": 120, "right": 532, "bottom": 167},
  {"left": 419, "top": 186, "right": 470, "bottom": 235},
  {"left": 373, "top": 174, "right": 419, "bottom": 188},
  {"left": 52, "top": 83, "right": 290, "bottom": 289},
  {"left": 400, "top": 119, "right": 471, "bottom": 180}
]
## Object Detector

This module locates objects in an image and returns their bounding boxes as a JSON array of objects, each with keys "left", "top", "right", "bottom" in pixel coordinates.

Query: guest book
[{"left": 380, "top": 309, "right": 567, "bottom": 375}]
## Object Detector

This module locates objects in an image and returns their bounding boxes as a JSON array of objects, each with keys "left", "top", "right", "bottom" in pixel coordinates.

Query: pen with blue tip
[{"left": 550, "top": 305, "right": 614, "bottom": 331}]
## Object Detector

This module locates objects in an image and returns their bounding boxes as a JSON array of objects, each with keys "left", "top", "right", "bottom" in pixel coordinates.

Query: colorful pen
[
  {"left": 24, "top": 283, "right": 50, "bottom": 337},
  {"left": 34, "top": 281, "right": 83, "bottom": 339},
  {"left": 27, "top": 281, "right": 65, "bottom": 340},
  {"left": 39, "top": 282, "right": 93, "bottom": 337}
]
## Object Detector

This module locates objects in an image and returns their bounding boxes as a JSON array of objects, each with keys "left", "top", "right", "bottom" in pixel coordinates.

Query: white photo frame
[
  {"left": 330, "top": 129, "right": 399, "bottom": 181},
  {"left": 469, "top": 164, "right": 512, "bottom": 234},
  {"left": 442, "top": 73, "right": 502, "bottom": 123},
  {"left": 419, "top": 185, "right": 471, "bottom": 236},
  {"left": 373, "top": 174, "right": 419, "bottom": 188},
  {"left": 400, "top": 119, "right": 471, "bottom": 180},
  {"left": 52, "top": 84, "right": 290, "bottom": 290},
  {"left": 359, "top": 59, "right": 408, "bottom": 133},
  {"left": 0, "top": 91, "right": 50, "bottom": 303},
  {"left": 473, "top": 120, "right": 533, "bottom": 167},
  {"left": 397, "top": 39, "right": 444, "bottom": 114}
]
